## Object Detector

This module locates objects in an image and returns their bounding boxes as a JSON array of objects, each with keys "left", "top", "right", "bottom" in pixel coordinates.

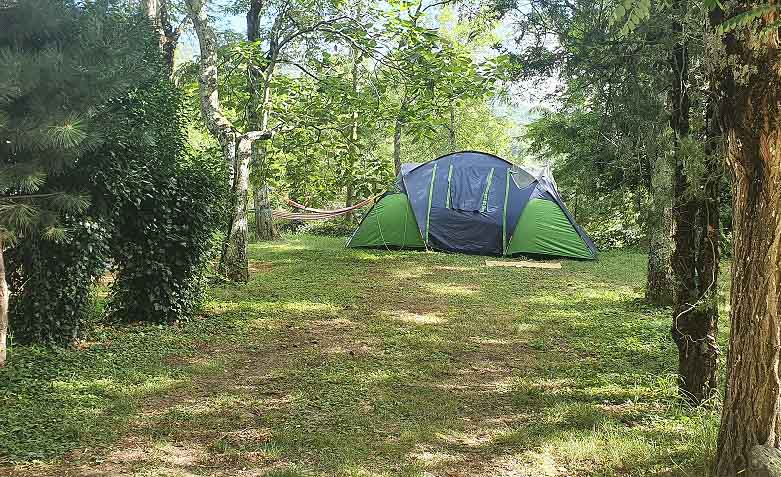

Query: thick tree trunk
[
  {"left": 713, "top": 8, "right": 781, "bottom": 471},
  {"left": 668, "top": 0, "right": 719, "bottom": 405},
  {"left": 0, "top": 243, "right": 7, "bottom": 367},
  {"left": 253, "top": 185, "right": 276, "bottom": 241},
  {"left": 219, "top": 137, "right": 252, "bottom": 282},
  {"left": 646, "top": 151, "right": 675, "bottom": 306}
]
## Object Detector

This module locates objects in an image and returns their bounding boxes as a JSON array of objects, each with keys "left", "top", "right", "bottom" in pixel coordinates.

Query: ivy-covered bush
[
  {"left": 90, "top": 80, "right": 228, "bottom": 324},
  {"left": 103, "top": 153, "right": 227, "bottom": 323},
  {"left": 8, "top": 75, "right": 227, "bottom": 342},
  {"left": 7, "top": 221, "right": 110, "bottom": 344}
]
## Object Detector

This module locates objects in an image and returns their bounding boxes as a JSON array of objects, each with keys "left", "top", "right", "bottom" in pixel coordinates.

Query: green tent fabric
[
  {"left": 347, "top": 193, "right": 424, "bottom": 249},
  {"left": 507, "top": 198, "right": 593, "bottom": 259}
]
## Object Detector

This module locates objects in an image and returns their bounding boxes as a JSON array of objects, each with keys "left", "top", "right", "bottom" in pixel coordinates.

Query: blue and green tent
[{"left": 347, "top": 151, "right": 597, "bottom": 259}]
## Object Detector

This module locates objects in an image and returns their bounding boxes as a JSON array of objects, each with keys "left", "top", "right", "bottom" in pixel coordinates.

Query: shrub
[
  {"left": 104, "top": 152, "right": 227, "bottom": 323},
  {"left": 91, "top": 80, "right": 228, "bottom": 324},
  {"left": 299, "top": 219, "right": 356, "bottom": 237},
  {"left": 7, "top": 220, "right": 110, "bottom": 344}
]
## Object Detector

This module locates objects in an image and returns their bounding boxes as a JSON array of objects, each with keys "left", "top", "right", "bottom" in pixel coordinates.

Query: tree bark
[
  {"left": 713, "top": 5, "right": 781, "bottom": 471},
  {"left": 142, "top": 0, "right": 181, "bottom": 74},
  {"left": 247, "top": 0, "right": 278, "bottom": 241},
  {"left": 749, "top": 446, "right": 781, "bottom": 477},
  {"left": 393, "top": 116, "right": 403, "bottom": 176},
  {"left": 646, "top": 150, "right": 675, "bottom": 306},
  {"left": 668, "top": 0, "right": 719, "bottom": 405},
  {"left": 0, "top": 242, "right": 7, "bottom": 367},
  {"left": 253, "top": 185, "right": 276, "bottom": 241},
  {"left": 219, "top": 137, "right": 252, "bottom": 282},
  {"left": 186, "top": 0, "right": 272, "bottom": 281}
]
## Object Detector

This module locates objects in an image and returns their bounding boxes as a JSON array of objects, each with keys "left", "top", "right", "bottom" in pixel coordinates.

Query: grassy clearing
[{"left": 0, "top": 235, "right": 726, "bottom": 476}]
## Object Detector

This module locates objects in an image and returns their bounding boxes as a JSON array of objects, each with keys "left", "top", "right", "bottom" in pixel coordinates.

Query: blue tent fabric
[
  {"left": 399, "top": 151, "right": 545, "bottom": 255},
  {"left": 372, "top": 150, "right": 597, "bottom": 258}
]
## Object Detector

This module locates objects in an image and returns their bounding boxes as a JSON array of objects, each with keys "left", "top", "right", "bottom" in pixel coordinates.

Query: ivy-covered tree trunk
[
  {"left": 646, "top": 151, "right": 674, "bottom": 306},
  {"left": 668, "top": 0, "right": 719, "bottom": 405},
  {"left": 0, "top": 243, "right": 7, "bottom": 367},
  {"left": 713, "top": 5, "right": 781, "bottom": 473},
  {"left": 142, "top": 0, "right": 181, "bottom": 74}
]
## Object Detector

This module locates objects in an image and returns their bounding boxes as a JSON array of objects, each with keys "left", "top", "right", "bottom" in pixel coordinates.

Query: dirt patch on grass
[{"left": 248, "top": 260, "right": 273, "bottom": 274}]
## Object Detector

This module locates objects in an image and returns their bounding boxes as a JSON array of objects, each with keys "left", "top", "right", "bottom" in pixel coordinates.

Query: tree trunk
[
  {"left": 219, "top": 137, "right": 251, "bottom": 282},
  {"left": 247, "top": 0, "right": 278, "bottom": 241},
  {"left": 393, "top": 90, "right": 409, "bottom": 176},
  {"left": 252, "top": 145, "right": 277, "bottom": 241},
  {"left": 393, "top": 116, "right": 403, "bottom": 176},
  {"left": 0, "top": 242, "right": 7, "bottom": 367},
  {"left": 749, "top": 446, "right": 781, "bottom": 477},
  {"left": 142, "top": 0, "right": 180, "bottom": 74},
  {"left": 668, "top": 0, "right": 719, "bottom": 405},
  {"left": 186, "top": 0, "right": 271, "bottom": 281},
  {"left": 253, "top": 185, "right": 276, "bottom": 241},
  {"left": 448, "top": 103, "right": 457, "bottom": 153},
  {"left": 713, "top": 6, "right": 781, "bottom": 471},
  {"left": 344, "top": 47, "right": 360, "bottom": 222},
  {"left": 646, "top": 151, "right": 675, "bottom": 306}
]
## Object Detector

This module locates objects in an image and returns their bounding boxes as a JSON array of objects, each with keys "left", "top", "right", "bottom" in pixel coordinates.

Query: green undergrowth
[{"left": 0, "top": 235, "right": 728, "bottom": 476}]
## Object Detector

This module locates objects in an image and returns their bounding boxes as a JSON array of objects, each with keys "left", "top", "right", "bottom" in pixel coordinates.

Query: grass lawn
[{"left": 0, "top": 235, "right": 726, "bottom": 476}]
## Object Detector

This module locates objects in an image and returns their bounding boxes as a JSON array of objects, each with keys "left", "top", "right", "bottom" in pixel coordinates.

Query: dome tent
[{"left": 347, "top": 151, "right": 596, "bottom": 259}]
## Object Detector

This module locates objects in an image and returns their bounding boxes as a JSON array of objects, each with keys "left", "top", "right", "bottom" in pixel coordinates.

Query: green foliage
[
  {"left": 298, "top": 219, "right": 357, "bottom": 237},
  {"left": 89, "top": 81, "right": 228, "bottom": 324},
  {"left": 7, "top": 221, "right": 110, "bottom": 345},
  {"left": 525, "top": 106, "right": 653, "bottom": 248},
  {"left": 0, "top": 0, "right": 159, "bottom": 239},
  {"left": 716, "top": 4, "right": 780, "bottom": 34},
  {"left": 2, "top": 0, "right": 218, "bottom": 343},
  {"left": 612, "top": 0, "right": 780, "bottom": 36},
  {"left": 177, "top": 0, "right": 514, "bottom": 213},
  {"left": 4, "top": 2, "right": 227, "bottom": 343}
]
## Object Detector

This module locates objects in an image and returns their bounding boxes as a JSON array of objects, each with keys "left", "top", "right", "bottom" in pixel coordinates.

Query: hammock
[
  {"left": 269, "top": 194, "right": 381, "bottom": 221},
  {"left": 284, "top": 195, "right": 379, "bottom": 214}
]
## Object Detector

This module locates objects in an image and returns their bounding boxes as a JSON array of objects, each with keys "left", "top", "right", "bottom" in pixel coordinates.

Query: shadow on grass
[{"left": 0, "top": 235, "right": 719, "bottom": 477}]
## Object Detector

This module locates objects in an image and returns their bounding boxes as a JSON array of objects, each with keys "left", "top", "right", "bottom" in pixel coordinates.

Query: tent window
[
  {"left": 510, "top": 166, "right": 536, "bottom": 190},
  {"left": 480, "top": 168, "right": 495, "bottom": 212},
  {"left": 448, "top": 166, "right": 495, "bottom": 211}
]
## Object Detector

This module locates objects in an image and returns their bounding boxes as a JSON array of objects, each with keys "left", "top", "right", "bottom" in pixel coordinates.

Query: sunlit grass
[{"left": 0, "top": 234, "right": 728, "bottom": 476}]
